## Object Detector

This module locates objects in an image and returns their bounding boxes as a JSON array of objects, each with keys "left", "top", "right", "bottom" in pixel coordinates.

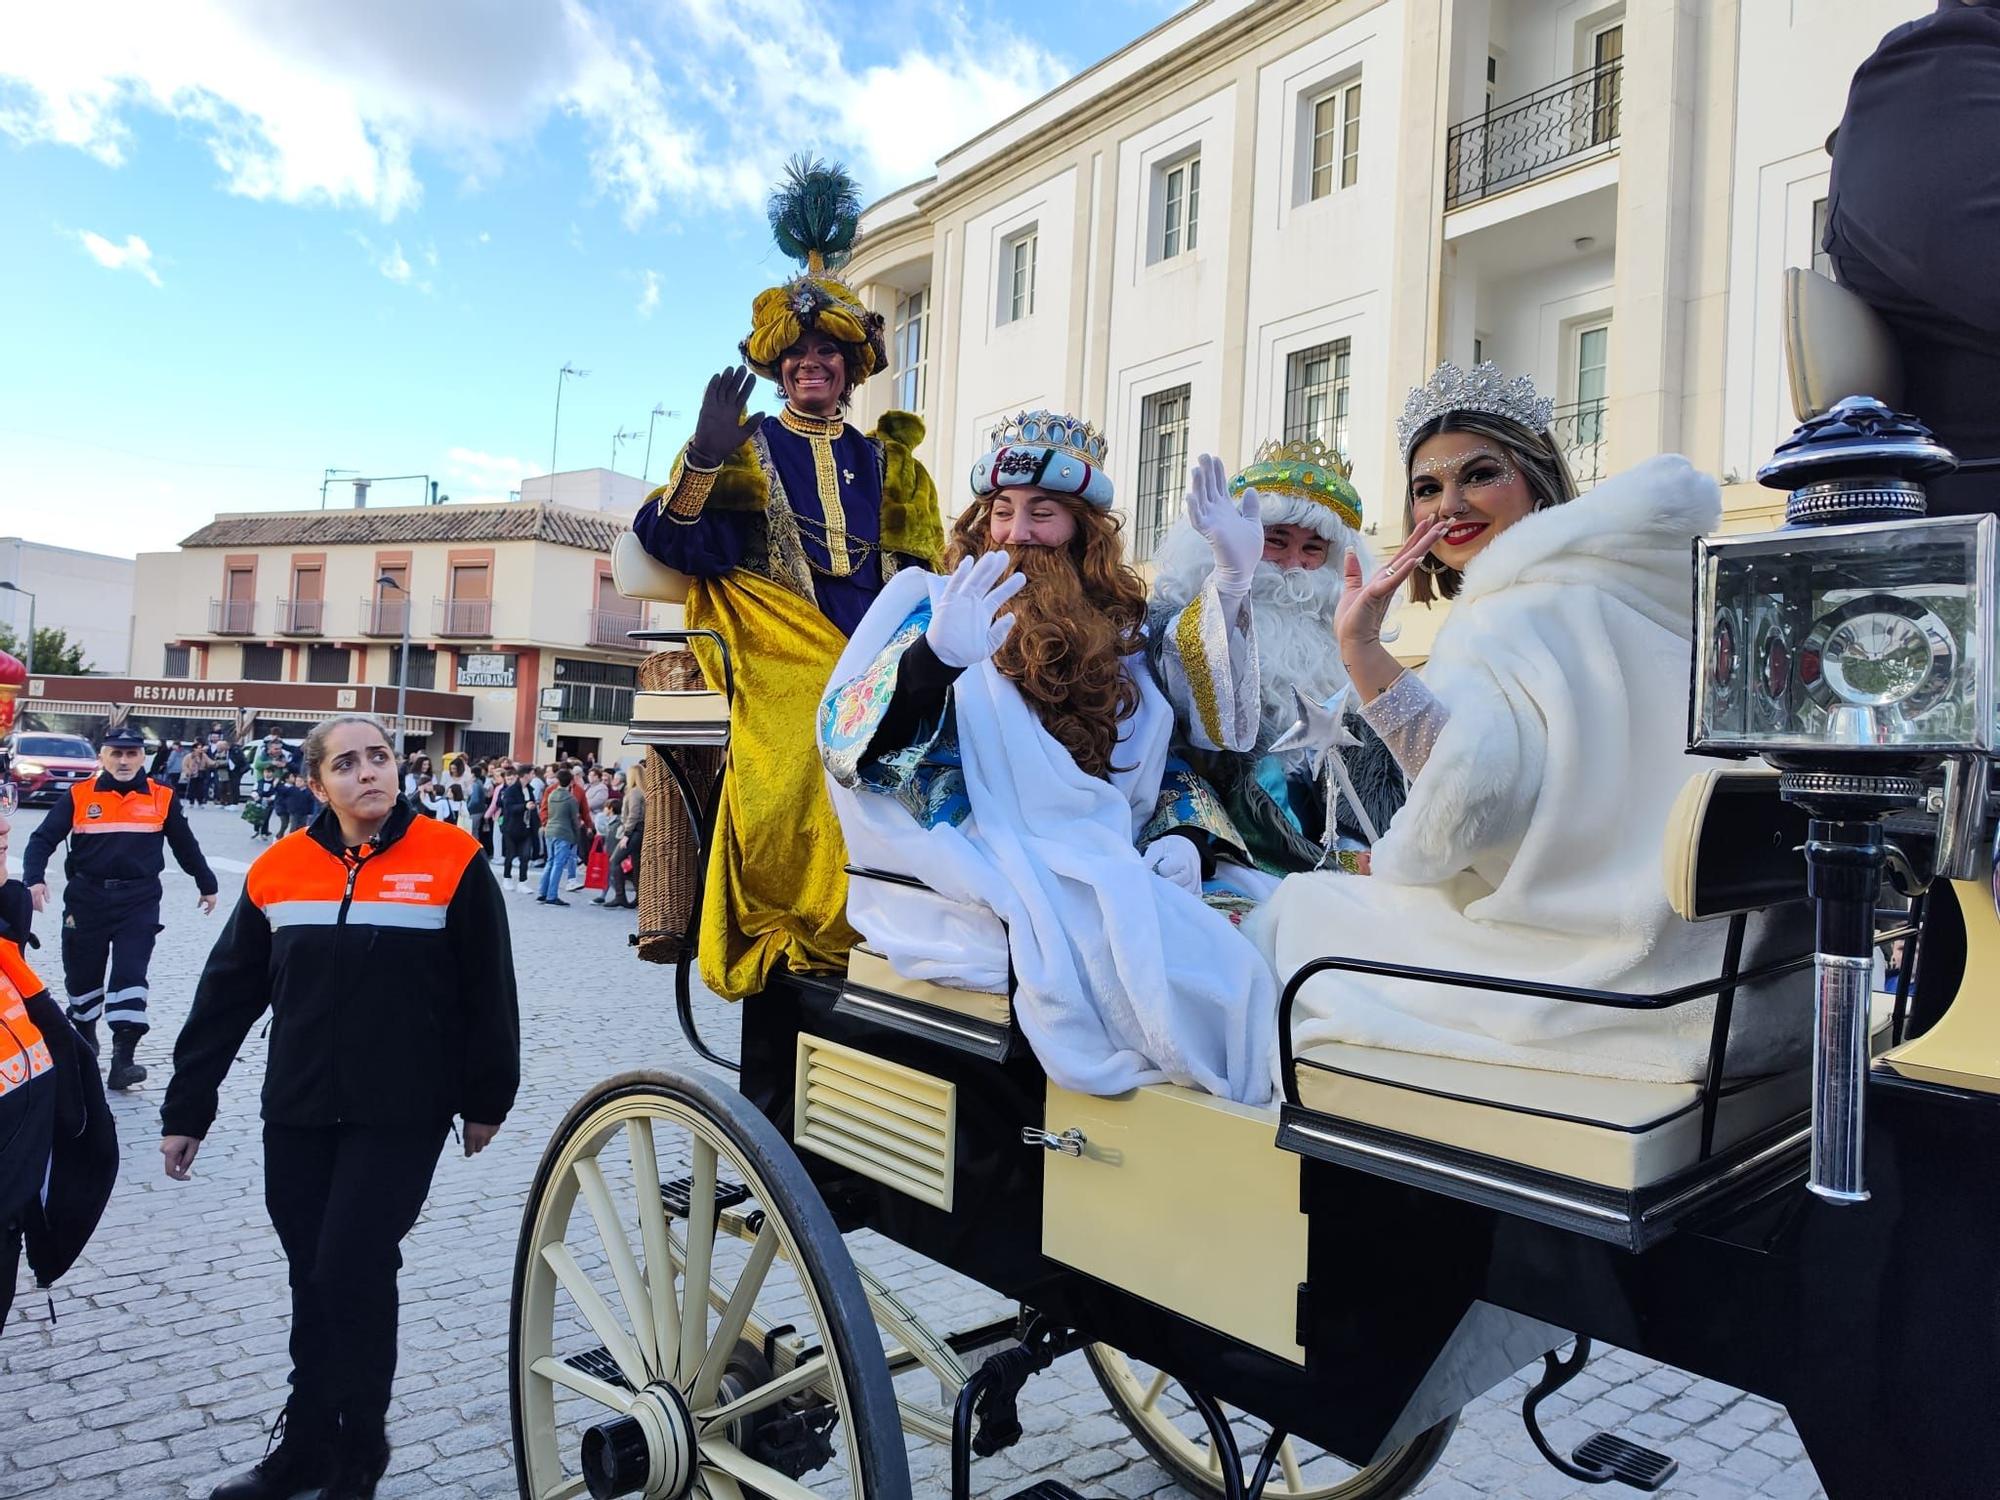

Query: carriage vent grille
[{"left": 794, "top": 1033, "right": 956, "bottom": 1211}]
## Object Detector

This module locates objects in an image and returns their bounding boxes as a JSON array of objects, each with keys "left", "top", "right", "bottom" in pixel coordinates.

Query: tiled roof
[{"left": 178, "top": 503, "right": 625, "bottom": 553}]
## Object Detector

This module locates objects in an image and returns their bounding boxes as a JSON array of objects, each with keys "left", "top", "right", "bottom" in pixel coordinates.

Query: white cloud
[
  {"left": 0, "top": 1, "right": 1073, "bottom": 227},
  {"left": 379, "top": 240, "right": 412, "bottom": 282},
  {"left": 637, "top": 268, "right": 661, "bottom": 318},
  {"left": 445, "top": 445, "right": 530, "bottom": 504},
  {"left": 77, "top": 229, "right": 162, "bottom": 287}
]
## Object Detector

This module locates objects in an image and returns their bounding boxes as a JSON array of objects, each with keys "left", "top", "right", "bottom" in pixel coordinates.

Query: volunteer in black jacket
[{"left": 160, "top": 715, "right": 520, "bottom": 1500}]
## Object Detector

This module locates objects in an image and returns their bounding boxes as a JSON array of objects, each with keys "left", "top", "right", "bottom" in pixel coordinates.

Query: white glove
[
  {"left": 925, "top": 551, "right": 1029, "bottom": 669},
  {"left": 1269, "top": 685, "right": 1362, "bottom": 764},
  {"left": 1184, "top": 452, "right": 1264, "bottom": 602},
  {"left": 1142, "top": 835, "right": 1204, "bottom": 896}
]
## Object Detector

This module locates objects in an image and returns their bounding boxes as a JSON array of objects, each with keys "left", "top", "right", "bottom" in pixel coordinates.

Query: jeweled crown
[
  {"left": 1230, "top": 437, "right": 1362, "bottom": 529},
  {"left": 988, "top": 410, "right": 1109, "bottom": 467},
  {"left": 1396, "top": 361, "right": 1556, "bottom": 463}
]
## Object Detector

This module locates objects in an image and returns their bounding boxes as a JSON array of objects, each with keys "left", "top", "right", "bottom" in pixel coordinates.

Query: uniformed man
[{"left": 22, "top": 723, "right": 218, "bottom": 1090}]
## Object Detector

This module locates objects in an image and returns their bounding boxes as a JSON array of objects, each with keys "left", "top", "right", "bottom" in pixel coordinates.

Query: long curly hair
[{"left": 947, "top": 495, "right": 1149, "bottom": 779}]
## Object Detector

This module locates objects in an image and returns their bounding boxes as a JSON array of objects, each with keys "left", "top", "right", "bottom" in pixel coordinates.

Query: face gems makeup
[{"left": 1411, "top": 448, "right": 1519, "bottom": 488}]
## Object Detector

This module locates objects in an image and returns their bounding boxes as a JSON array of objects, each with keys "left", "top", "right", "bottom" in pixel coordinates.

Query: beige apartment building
[
  {"left": 841, "top": 0, "right": 1921, "bottom": 648},
  {"left": 125, "top": 502, "right": 658, "bottom": 765}
]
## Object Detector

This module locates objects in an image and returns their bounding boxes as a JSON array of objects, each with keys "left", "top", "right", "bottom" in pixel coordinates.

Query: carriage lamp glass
[{"left": 1691, "top": 514, "right": 1994, "bottom": 755}]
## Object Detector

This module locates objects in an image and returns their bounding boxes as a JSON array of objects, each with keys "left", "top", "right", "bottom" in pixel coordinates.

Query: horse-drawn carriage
[{"left": 507, "top": 278, "right": 2000, "bottom": 1500}]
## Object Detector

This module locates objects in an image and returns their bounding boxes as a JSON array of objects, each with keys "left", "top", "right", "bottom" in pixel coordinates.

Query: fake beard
[
  {"left": 1247, "top": 561, "right": 1351, "bottom": 756},
  {"left": 987, "top": 542, "right": 1139, "bottom": 780}
]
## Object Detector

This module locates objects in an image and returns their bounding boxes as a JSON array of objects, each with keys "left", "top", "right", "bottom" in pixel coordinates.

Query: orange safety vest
[
  {"left": 0, "top": 963, "right": 52, "bottom": 1101},
  {"left": 68, "top": 778, "right": 175, "bottom": 837},
  {"left": 247, "top": 814, "right": 474, "bottom": 933}
]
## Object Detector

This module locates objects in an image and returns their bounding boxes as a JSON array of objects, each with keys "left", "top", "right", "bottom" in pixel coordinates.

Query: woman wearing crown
[
  {"left": 1251, "top": 361, "right": 1806, "bottom": 1085},
  {"left": 632, "top": 161, "right": 944, "bottom": 1001},
  {"left": 815, "top": 413, "right": 1276, "bottom": 1104}
]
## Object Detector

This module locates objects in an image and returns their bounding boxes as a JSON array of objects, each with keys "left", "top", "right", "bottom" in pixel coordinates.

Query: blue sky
[{"left": 0, "top": 0, "right": 1177, "bottom": 556}]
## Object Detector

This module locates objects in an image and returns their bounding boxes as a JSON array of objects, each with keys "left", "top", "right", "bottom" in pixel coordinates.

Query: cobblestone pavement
[{"left": 2, "top": 805, "right": 1830, "bottom": 1499}]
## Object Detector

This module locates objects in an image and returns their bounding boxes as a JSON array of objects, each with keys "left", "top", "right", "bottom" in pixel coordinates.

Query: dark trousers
[
  {"left": 264, "top": 1121, "right": 448, "bottom": 1422},
  {"left": 501, "top": 828, "right": 532, "bottom": 881},
  {"left": 61, "top": 880, "right": 162, "bottom": 1035}
]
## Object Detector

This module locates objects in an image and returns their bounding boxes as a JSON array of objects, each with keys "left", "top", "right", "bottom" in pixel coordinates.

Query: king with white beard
[{"left": 1145, "top": 440, "right": 1405, "bottom": 898}]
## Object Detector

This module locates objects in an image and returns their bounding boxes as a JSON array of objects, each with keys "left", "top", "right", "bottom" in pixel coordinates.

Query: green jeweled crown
[
  {"left": 988, "top": 410, "right": 1110, "bottom": 467},
  {"left": 1229, "top": 437, "right": 1363, "bottom": 531}
]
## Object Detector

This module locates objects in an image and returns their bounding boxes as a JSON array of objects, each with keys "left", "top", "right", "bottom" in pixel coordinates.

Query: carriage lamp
[{"left": 1689, "top": 396, "right": 1974, "bottom": 1204}]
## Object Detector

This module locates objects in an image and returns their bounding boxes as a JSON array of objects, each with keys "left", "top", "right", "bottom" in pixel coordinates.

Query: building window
[
  {"left": 554, "top": 656, "right": 637, "bottom": 726},
  {"left": 894, "top": 288, "right": 929, "bottom": 410},
  {"left": 1283, "top": 339, "right": 1354, "bottom": 458},
  {"left": 307, "top": 645, "right": 349, "bottom": 684},
  {"left": 1002, "top": 229, "right": 1037, "bottom": 323},
  {"left": 386, "top": 644, "right": 437, "bottom": 689},
  {"left": 1133, "top": 385, "right": 1192, "bottom": 561},
  {"left": 1486, "top": 53, "right": 1499, "bottom": 114},
  {"left": 240, "top": 644, "right": 284, "bottom": 682},
  {"left": 1590, "top": 23, "right": 1623, "bottom": 146},
  {"left": 163, "top": 645, "right": 190, "bottom": 679},
  {"left": 1161, "top": 156, "right": 1200, "bottom": 260},
  {"left": 1811, "top": 196, "right": 1833, "bottom": 280},
  {"left": 1310, "top": 81, "right": 1363, "bottom": 199}
]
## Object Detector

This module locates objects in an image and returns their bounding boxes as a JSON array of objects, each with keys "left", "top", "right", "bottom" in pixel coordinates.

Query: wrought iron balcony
[
  {"left": 1549, "top": 397, "right": 1609, "bottom": 488},
  {"left": 209, "top": 597, "right": 256, "bottom": 635},
  {"left": 361, "top": 595, "right": 410, "bottom": 637},
  {"left": 588, "top": 607, "right": 646, "bottom": 650},
  {"left": 276, "top": 596, "right": 323, "bottom": 636},
  {"left": 1444, "top": 60, "right": 1622, "bottom": 211},
  {"left": 436, "top": 596, "right": 492, "bottom": 637}
]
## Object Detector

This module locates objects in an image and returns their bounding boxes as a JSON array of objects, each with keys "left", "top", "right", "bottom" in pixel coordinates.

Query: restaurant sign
[{"left": 456, "top": 652, "right": 517, "bottom": 688}]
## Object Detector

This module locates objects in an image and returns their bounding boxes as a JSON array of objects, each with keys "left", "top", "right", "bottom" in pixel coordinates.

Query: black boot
[
  {"left": 72, "top": 1017, "right": 99, "bottom": 1058},
  {"left": 209, "top": 1403, "right": 335, "bottom": 1500},
  {"left": 106, "top": 1028, "right": 148, "bottom": 1091},
  {"left": 320, "top": 1414, "right": 391, "bottom": 1500}
]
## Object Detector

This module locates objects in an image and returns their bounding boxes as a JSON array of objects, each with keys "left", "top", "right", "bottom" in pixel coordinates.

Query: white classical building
[
  {"left": 0, "top": 537, "right": 136, "bottom": 673},
  {"left": 840, "top": 0, "right": 1924, "bottom": 594}
]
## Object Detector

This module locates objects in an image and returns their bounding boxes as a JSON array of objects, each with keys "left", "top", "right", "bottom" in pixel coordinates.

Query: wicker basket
[{"left": 635, "top": 648, "right": 724, "bottom": 965}]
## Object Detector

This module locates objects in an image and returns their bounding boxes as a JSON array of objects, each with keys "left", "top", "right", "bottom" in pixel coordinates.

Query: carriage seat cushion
[
  {"left": 612, "top": 529, "right": 693, "bottom": 605},
  {"left": 1293, "top": 992, "right": 1894, "bottom": 1191},
  {"left": 847, "top": 945, "right": 1011, "bottom": 1029}
]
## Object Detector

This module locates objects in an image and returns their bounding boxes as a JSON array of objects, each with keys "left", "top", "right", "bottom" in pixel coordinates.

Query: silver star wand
[{"left": 1270, "top": 684, "right": 1378, "bottom": 858}]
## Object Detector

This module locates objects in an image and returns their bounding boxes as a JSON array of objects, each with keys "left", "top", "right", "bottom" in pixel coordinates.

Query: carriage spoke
[
  {"left": 699, "top": 1440, "right": 835, "bottom": 1500},
  {"left": 626, "top": 1115, "right": 682, "bottom": 1377},
  {"left": 694, "top": 1353, "right": 830, "bottom": 1429},
  {"left": 536, "top": 1477, "right": 592, "bottom": 1500},
  {"left": 1140, "top": 1369, "right": 1172, "bottom": 1413},
  {"left": 540, "top": 1242, "right": 651, "bottom": 1391},
  {"left": 1280, "top": 1438, "right": 1305, "bottom": 1492},
  {"left": 529, "top": 1353, "right": 632, "bottom": 1416},
  {"left": 573, "top": 1157, "right": 660, "bottom": 1378},
  {"left": 678, "top": 1138, "right": 719, "bottom": 1383},
  {"left": 697, "top": 1468, "right": 749, "bottom": 1500},
  {"left": 689, "top": 1219, "right": 781, "bottom": 1410}
]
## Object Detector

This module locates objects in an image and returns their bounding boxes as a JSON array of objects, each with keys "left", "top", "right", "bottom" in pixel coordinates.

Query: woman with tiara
[{"left": 1252, "top": 362, "right": 1806, "bottom": 1086}]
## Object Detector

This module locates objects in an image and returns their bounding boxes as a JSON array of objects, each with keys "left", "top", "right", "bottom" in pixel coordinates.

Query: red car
[{"left": 8, "top": 731, "right": 98, "bottom": 806}]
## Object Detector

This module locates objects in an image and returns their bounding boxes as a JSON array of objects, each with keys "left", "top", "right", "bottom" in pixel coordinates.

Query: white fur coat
[{"left": 1249, "top": 455, "right": 1809, "bottom": 1084}]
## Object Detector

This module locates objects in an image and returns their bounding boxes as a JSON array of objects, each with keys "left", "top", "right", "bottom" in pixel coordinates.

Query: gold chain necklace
[{"left": 775, "top": 405, "right": 855, "bottom": 578}]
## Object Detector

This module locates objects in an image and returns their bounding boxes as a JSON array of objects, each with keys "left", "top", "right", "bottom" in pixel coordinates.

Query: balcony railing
[
  {"left": 436, "top": 596, "right": 492, "bottom": 637},
  {"left": 361, "top": 596, "right": 410, "bottom": 638},
  {"left": 1549, "top": 397, "right": 1609, "bottom": 488},
  {"left": 1444, "top": 60, "right": 1622, "bottom": 211},
  {"left": 589, "top": 607, "right": 646, "bottom": 650},
  {"left": 209, "top": 597, "right": 256, "bottom": 635},
  {"left": 277, "top": 596, "right": 323, "bottom": 636}
]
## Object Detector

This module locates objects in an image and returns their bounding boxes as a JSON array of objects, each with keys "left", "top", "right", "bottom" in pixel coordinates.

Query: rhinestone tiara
[
  {"left": 1396, "top": 361, "right": 1556, "bottom": 463},
  {"left": 986, "top": 410, "right": 1109, "bottom": 467}
]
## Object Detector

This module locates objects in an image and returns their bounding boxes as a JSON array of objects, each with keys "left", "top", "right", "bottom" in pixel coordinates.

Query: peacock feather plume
[{"left": 768, "top": 155, "right": 862, "bottom": 274}]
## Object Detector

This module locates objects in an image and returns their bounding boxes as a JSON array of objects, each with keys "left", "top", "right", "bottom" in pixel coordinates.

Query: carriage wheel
[
  {"left": 1086, "top": 1345, "right": 1454, "bottom": 1500},
  {"left": 511, "top": 1069, "right": 912, "bottom": 1500}
]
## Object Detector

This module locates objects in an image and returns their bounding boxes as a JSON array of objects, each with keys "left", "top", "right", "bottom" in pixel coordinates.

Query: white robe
[
  {"left": 824, "top": 568, "right": 1278, "bottom": 1105},
  {"left": 1249, "top": 455, "right": 1809, "bottom": 1085}
]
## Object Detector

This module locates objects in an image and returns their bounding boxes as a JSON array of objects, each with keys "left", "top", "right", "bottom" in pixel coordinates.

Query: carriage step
[
  {"left": 1002, "top": 1485, "right": 1099, "bottom": 1500},
  {"left": 562, "top": 1345, "right": 632, "bottom": 1391},
  {"left": 661, "top": 1174, "right": 751, "bottom": 1218},
  {"left": 1574, "top": 1432, "right": 1678, "bottom": 1491}
]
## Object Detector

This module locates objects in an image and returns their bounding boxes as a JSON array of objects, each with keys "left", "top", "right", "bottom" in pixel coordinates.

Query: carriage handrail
[{"left": 1274, "top": 926, "right": 1918, "bottom": 1111}]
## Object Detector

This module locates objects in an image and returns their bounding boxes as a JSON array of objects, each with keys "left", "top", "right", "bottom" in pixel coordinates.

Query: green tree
[{"left": 0, "top": 624, "right": 92, "bottom": 675}]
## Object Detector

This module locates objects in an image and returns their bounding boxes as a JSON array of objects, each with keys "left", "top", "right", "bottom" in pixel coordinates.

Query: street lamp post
[
  {"left": 642, "top": 403, "right": 680, "bottom": 483},
  {"left": 376, "top": 574, "right": 411, "bottom": 761},
  {"left": 0, "top": 582, "right": 35, "bottom": 678},
  {"left": 551, "top": 362, "right": 589, "bottom": 480}
]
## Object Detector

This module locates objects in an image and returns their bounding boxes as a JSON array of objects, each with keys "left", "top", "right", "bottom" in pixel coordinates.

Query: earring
[{"left": 1418, "top": 554, "right": 1448, "bottom": 575}]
